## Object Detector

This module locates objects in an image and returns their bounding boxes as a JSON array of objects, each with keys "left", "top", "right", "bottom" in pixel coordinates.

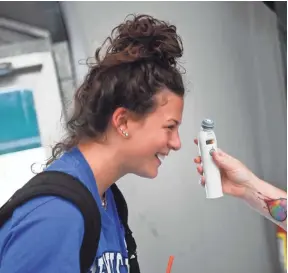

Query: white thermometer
[{"left": 198, "top": 119, "right": 223, "bottom": 199}]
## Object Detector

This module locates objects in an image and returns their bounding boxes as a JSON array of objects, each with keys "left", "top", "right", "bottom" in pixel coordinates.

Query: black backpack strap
[
  {"left": 0, "top": 171, "right": 101, "bottom": 273},
  {"left": 111, "top": 184, "right": 141, "bottom": 273}
]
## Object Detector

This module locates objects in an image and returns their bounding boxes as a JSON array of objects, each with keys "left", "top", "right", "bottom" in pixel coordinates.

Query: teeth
[{"left": 156, "top": 154, "right": 165, "bottom": 163}]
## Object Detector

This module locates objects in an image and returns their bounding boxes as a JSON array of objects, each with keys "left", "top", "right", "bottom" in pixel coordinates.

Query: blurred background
[{"left": 0, "top": 1, "right": 286, "bottom": 273}]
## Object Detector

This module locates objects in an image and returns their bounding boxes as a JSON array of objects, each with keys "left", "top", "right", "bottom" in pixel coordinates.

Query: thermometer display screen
[{"left": 206, "top": 139, "right": 214, "bottom": 145}]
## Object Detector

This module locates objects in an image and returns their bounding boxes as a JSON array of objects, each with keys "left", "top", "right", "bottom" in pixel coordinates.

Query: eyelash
[{"left": 167, "top": 125, "right": 175, "bottom": 130}]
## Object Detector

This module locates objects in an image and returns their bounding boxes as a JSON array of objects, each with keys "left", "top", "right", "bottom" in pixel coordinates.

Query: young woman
[
  {"left": 0, "top": 14, "right": 185, "bottom": 273},
  {"left": 1, "top": 13, "right": 285, "bottom": 273}
]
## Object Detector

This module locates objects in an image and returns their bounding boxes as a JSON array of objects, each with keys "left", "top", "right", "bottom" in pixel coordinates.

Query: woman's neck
[{"left": 78, "top": 141, "right": 126, "bottom": 197}]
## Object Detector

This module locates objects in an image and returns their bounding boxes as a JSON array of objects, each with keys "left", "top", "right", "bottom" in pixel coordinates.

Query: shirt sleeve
[{"left": 0, "top": 197, "right": 85, "bottom": 273}]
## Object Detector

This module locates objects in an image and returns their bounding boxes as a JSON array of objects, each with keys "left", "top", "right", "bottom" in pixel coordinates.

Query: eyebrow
[{"left": 169, "top": 119, "right": 181, "bottom": 125}]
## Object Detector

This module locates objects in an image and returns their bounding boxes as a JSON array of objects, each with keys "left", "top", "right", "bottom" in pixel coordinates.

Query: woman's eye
[{"left": 167, "top": 125, "right": 175, "bottom": 130}]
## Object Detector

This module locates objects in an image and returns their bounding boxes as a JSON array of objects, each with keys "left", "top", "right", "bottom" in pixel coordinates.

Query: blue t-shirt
[{"left": 0, "top": 147, "right": 128, "bottom": 273}]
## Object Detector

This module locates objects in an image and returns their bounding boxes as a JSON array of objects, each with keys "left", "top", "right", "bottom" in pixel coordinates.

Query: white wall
[{"left": 61, "top": 2, "right": 286, "bottom": 273}]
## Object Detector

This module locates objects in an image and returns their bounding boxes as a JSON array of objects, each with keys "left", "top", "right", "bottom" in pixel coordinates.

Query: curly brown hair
[{"left": 48, "top": 14, "right": 185, "bottom": 165}]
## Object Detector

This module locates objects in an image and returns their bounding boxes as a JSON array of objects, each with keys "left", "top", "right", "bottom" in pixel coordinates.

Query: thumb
[{"left": 212, "top": 148, "right": 235, "bottom": 171}]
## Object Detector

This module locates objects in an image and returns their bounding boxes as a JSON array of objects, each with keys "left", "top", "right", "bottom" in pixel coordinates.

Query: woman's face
[{"left": 123, "top": 88, "right": 184, "bottom": 178}]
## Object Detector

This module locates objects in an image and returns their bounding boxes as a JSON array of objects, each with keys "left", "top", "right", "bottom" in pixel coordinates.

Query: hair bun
[{"left": 99, "top": 14, "right": 183, "bottom": 67}]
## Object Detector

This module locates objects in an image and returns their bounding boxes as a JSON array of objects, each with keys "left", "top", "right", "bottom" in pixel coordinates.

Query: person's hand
[{"left": 193, "top": 138, "right": 259, "bottom": 198}]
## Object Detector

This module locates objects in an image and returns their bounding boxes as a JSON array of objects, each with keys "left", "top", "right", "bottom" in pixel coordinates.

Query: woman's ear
[{"left": 111, "top": 107, "right": 130, "bottom": 138}]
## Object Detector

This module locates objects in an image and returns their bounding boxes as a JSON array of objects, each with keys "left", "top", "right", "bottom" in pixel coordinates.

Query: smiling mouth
[{"left": 155, "top": 154, "right": 165, "bottom": 164}]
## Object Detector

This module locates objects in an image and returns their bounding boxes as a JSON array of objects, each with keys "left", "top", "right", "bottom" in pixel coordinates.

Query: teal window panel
[{"left": 0, "top": 89, "right": 41, "bottom": 155}]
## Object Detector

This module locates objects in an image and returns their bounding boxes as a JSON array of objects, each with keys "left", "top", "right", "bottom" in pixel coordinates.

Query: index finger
[{"left": 194, "top": 138, "right": 198, "bottom": 145}]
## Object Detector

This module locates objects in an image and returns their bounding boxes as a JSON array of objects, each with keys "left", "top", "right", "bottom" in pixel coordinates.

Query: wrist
[{"left": 241, "top": 176, "right": 263, "bottom": 201}]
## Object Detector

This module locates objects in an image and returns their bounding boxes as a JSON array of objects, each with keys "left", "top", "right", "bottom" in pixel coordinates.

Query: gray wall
[{"left": 61, "top": 2, "right": 286, "bottom": 273}]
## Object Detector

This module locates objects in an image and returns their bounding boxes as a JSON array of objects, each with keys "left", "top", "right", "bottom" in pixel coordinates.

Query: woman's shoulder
[
  {"left": 11, "top": 195, "right": 85, "bottom": 231},
  {"left": 0, "top": 196, "right": 86, "bottom": 273}
]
